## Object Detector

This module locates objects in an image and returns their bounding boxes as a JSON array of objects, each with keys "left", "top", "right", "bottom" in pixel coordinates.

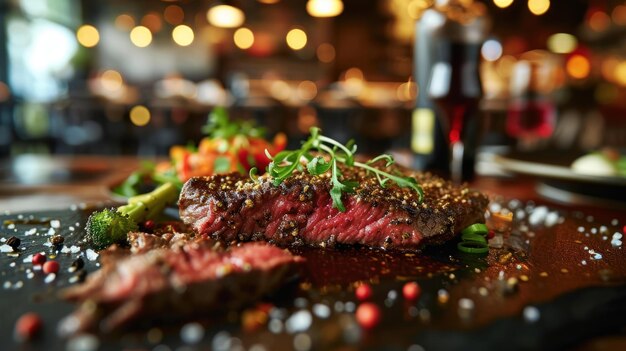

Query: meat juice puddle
[{"left": 1, "top": 201, "right": 625, "bottom": 350}]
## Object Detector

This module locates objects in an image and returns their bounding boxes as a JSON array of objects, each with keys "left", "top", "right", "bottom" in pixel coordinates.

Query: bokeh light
[
  {"left": 130, "top": 105, "right": 151, "bottom": 126},
  {"left": 101, "top": 70, "right": 123, "bottom": 91},
  {"left": 172, "top": 25, "right": 194, "bottom": 46},
  {"left": 286, "top": 28, "right": 307, "bottom": 50},
  {"left": 546, "top": 33, "right": 577, "bottom": 54},
  {"left": 615, "top": 61, "right": 626, "bottom": 86},
  {"left": 207, "top": 5, "right": 245, "bottom": 28},
  {"left": 297, "top": 80, "right": 318, "bottom": 100},
  {"left": 613, "top": 5, "right": 626, "bottom": 26},
  {"left": 566, "top": 54, "right": 590, "bottom": 79},
  {"left": 130, "top": 26, "right": 152, "bottom": 48},
  {"left": 589, "top": 11, "right": 610, "bottom": 32},
  {"left": 141, "top": 12, "right": 163, "bottom": 33},
  {"left": 317, "top": 43, "right": 336, "bottom": 63},
  {"left": 234, "top": 27, "right": 254, "bottom": 49},
  {"left": 115, "top": 14, "right": 135, "bottom": 31},
  {"left": 493, "top": 0, "right": 514, "bottom": 9},
  {"left": 0, "top": 82, "right": 10, "bottom": 102},
  {"left": 528, "top": 0, "right": 550, "bottom": 16},
  {"left": 76, "top": 25, "right": 99, "bottom": 48},
  {"left": 481, "top": 39, "right": 503, "bottom": 62},
  {"left": 306, "top": 0, "right": 344, "bottom": 18},
  {"left": 164, "top": 5, "right": 184, "bottom": 25}
]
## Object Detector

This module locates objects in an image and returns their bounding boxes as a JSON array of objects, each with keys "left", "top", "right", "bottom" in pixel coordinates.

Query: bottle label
[{"left": 411, "top": 108, "right": 435, "bottom": 154}]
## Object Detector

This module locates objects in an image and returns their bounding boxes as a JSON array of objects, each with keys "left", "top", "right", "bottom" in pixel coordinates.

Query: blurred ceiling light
[
  {"left": 546, "top": 33, "right": 577, "bottom": 54},
  {"left": 115, "top": 14, "right": 135, "bottom": 31},
  {"left": 481, "top": 39, "right": 503, "bottom": 62},
  {"left": 234, "top": 27, "right": 254, "bottom": 49},
  {"left": 130, "top": 105, "right": 151, "bottom": 126},
  {"left": 101, "top": 70, "right": 123, "bottom": 91},
  {"left": 142, "top": 12, "right": 163, "bottom": 33},
  {"left": 286, "top": 28, "right": 307, "bottom": 50},
  {"left": 306, "top": 0, "right": 344, "bottom": 18},
  {"left": 297, "top": 80, "right": 318, "bottom": 100},
  {"left": 589, "top": 11, "right": 610, "bottom": 32},
  {"left": 130, "top": 26, "right": 152, "bottom": 47},
  {"left": 172, "top": 25, "right": 194, "bottom": 46},
  {"left": 207, "top": 5, "right": 245, "bottom": 28},
  {"left": 493, "top": 0, "right": 514, "bottom": 9},
  {"left": 615, "top": 61, "right": 626, "bottom": 86},
  {"left": 408, "top": 0, "right": 431, "bottom": 20},
  {"left": 612, "top": 5, "right": 626, "bottom": 26},
  {"left": 527, "top": 0, "right": 550, "bottom": 16},
  {"left": 566, "top": 54, "right": 590, "bottom": 79},
  {"left": 164, "top": 5, "right": 185, "bottom": 25},
  {"left": 316, "top": 43, "right": 335, "bottom": 63},
  {"left": 258, "top": 0, "right": 280, "bottom": 3},
  {"left": 76, "top": 25, "right": 99, "bottom": 48}
]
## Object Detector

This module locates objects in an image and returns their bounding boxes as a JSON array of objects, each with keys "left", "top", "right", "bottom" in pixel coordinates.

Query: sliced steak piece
[
  {"left": 59, "top": 241, "right": 303, "bottom": 335},
  {"left": 179, "top": 163, "right": 489, "bottom": 250}
]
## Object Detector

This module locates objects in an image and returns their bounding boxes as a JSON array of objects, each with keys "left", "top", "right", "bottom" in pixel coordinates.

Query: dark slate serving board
[{"left": 0, "top": 199, "right": 625, "bottom": 351}]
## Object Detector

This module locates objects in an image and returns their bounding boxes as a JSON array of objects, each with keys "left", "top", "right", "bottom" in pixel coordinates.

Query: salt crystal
[
  {"left": 66, "top": 334, "right": 99, "bottom": 351},
  {"left": 0, "top": 238, "right": 4, "bottom": 242},
  {"left": 50, "top": 220, "right": 60, "bottom": 228},
  {"left": 544, "top": 212, "right": 559, "bottom": 227},
  {"left": 22, "top": 254, "right": 33, "bottom": 263},
  {"left": 577, "top": 226, "right": 585, "bottom": 233},
  {"left": 14, "top": 281, "right": 23, "bottom": 289},
  {"left": 61, "top": 246, "right": 71, "bottom": 253},
  {"left": 44, "top": 273, "right": 56, "bottom": 283},
  {"left": 529, "top": 206, "right": 548, "bottom": 226},
  {"left": 613, "top": 232, "right": 623, "bottom": 240},
  {"left": 69, "top": 226, "right": 75, "bottom": 232},
  {"left": 43, "top": 241, "right": 52, "bottom": 247},
  {"left": 70, "top": 246, "right": 81, "bottom": 254},
  {"left": 591, "top": 228, "right": 597, "bottom": 234},
  {"left": 47, "top": 228, "right": 56, "bottom": 235},
  {"left": 611, "top": 239, "right": 622, "bottom": 247},
  {"left": 7, "top": 224, "right": 15, "bottom": 230},
  {"left": 515, "top": 209, "right": 526, "bottom": 220},
  {"left": 581, "top": 260, "right": 587, "bottom": 265},
  {"left": 285, "top": 310, "right": 312, "bottom": 333},
  {"left": 85, "top": 249, "right": 98, "bottom": 261},
  {"left": 3, "top": 281, "right": 11, "bottom": 289},
  {"left": 489, "top": 203, "right": 502, "bottom": 213},
  {"left": 27, "top": 272, "right": 34, "bottom": 279},
  {"left": 523, "top": 306, "right": 540, "bottom": 323},
  {"left": 592, "top": 253, "right": 603, "bottom": 260},
  {"left": 488, "top": 235, "right": 504, "bottom": 248},
  {"left": 387, "top": 290, "right": 398, "bottom": 300},
  {"left": 600, "top": 226, "right": 608, "bottom": 233},
  {"left": 25, "top": 228, "right": 37, "bottom": 236},
  {"left": 0, "top": 244, "right": 13, "bottom": 252}
]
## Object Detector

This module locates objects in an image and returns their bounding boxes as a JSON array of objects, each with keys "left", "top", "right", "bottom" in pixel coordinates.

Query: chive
[
  {"left": 461, "top": 233, "right": 487, "bottom": 244},
  {"left": 457, "top": 241, "right": 489, "bottom": 254},
  {"left": 461, "top": 223, "right": 488, "bottom": 236}
]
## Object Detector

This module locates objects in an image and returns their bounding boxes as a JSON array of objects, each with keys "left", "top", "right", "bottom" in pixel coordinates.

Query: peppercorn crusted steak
[
  {"left": 59, "top": 238, "right": 303, "bottom": 334},
  {"left": 179, "top": 163, "right": 489, "bottom": 250}
]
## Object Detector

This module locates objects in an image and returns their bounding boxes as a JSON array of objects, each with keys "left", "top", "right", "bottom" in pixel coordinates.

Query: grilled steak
[
  {"left": 59, "top": 239, "right": 303, "bottom": 335},
  {"left": 179, "top": 163, "right": 489, "bottom": 250}
]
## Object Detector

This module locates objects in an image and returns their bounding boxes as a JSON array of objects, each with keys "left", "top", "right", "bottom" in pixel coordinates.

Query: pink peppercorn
[
  {"left": 14, "top": 312, "right": 42, "bottom": 341},
  {"left": 32, "top": 253, "right": 46, "bottom": 266},
  {"left": 402, "top": 282, "right": 421, "bottom": 301},
  {"left": 355, "top": 284, "right": 373, "bottom": 301},
  {"left": 43, "top": 260, "right": 59, "bottom": 274},
  {"left": 487, "top": 230, "right": 495, "bottom": 240}
]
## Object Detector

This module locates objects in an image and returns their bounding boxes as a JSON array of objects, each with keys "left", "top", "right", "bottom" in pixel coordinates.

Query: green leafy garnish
[
  {"left": 260, "top": 127, "right": 423, "bottom": 212},
  {"left": 201, "top": 106, "right": 266, "bottom": 139}
]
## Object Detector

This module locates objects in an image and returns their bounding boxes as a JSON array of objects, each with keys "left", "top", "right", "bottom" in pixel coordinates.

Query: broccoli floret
[{"left": 86, "top": 182, "right": 178, "bottom": 250}]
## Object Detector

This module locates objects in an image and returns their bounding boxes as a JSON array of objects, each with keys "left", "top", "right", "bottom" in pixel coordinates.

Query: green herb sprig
[
  {"left": 256, "top": 127, "right": 423, "bottom": 212},
  {"left": 201, "top": 107, "right": 266, "bottom": 139}
]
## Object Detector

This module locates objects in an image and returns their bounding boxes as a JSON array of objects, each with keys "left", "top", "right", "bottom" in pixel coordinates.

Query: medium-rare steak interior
[
  {"left": 59, "top": 236, "right": 303, "bottom": 335},
  {"left": 179, "top": 162, "right": 489, "bottom": 250}
]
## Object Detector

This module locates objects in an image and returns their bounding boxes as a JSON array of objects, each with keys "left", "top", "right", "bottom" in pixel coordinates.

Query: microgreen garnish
[
  {"left": 201, "top": 107, "right": 266, "bottom": 139},
  {"left": 259, "top": 127, "right": 424, "bottom": 212}
]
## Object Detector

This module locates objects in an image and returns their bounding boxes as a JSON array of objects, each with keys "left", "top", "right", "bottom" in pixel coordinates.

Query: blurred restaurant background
[{"left": 0, "top": 0, "right": 625, "bottom": 164}]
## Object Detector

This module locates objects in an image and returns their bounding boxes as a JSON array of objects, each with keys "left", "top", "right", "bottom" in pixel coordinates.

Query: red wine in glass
[
  {"left": 428, "top": 41, "right": 483, "bottom": 182},
  {"left": 506, "top": 99, "right": 555, "bottom": 138}
]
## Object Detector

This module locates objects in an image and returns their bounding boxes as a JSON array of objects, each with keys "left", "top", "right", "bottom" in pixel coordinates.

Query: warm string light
[
  {"left": 566, "top": 54, "right": 590, "bottom": 79},
  {"left": 547, "top": 33, "right": 577, "bottom": 54},
  {"left": 76, "top": 25, "right": 99, "bottom": 48},
  {"left": 207, "top": 5, "right": 245, "bottom": 28},
  {"left": 493, "top": 0, "right": 514, "bottom": 9},
  {"left": 172, "top": 25, "right": 194, "bottom": 46},
  {"left": 286, "top": 29, "right": 307, "bottom": 50},
  {"left": 306, "top": 0, "right": 344, "bottom": 18},
  {"left": 130, "top": 26, "right": 152, "bottom": 47},
  {"left": 528, "top": 0, "right": 550, "bottom": 16},
  {"left": 234, "top": 28, "right": 255, "bottom": 49},
  {"left": 130, "top": 105, "right": 151, "bottom": 126}
]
